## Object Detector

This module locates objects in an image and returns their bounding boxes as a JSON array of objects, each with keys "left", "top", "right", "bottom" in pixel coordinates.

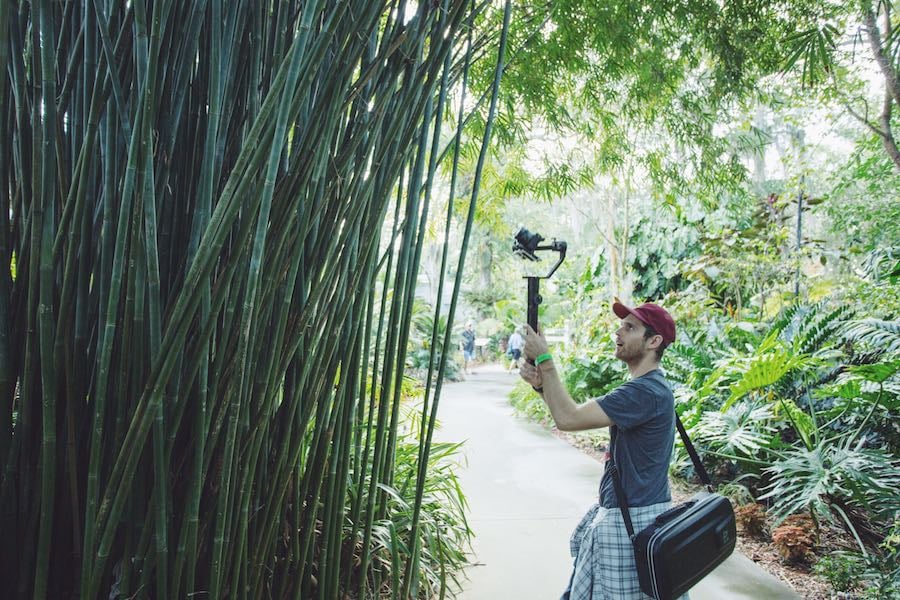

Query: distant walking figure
[
  {"left": 507, "top": 327, "right": 524, "bottom": 371},
  {"left": 461, "top": 321, "right": 476, "bottom": 374}
]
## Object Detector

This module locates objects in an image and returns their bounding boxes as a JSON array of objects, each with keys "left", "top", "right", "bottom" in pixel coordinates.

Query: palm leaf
[
  {"left": 795, "top": 303, "right": 856, "bottom": 355},
  {"left": 760, "top": 442, "right": 900, "bottom": 546},
  {"left": 842, "top": 319, "right": 900, "bottom": 354},
  {"left": 723, "top": 334, "right": 807, "bottom": 411},
  {"left": 696, "top": 402, "right": 776, "bottom": 457},
  {"left": 781, "top": 24, "right": 840, "bottom": 88}
]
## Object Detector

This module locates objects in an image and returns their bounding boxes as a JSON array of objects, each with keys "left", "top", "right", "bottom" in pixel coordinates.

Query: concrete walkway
[{"left": 433, "top": 364, "right": 800, "bottom": 600}]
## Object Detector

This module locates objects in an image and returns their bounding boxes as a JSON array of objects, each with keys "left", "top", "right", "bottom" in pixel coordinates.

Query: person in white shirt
[{"left": 507, "top": 327, "right": 525, "bottom": 371}]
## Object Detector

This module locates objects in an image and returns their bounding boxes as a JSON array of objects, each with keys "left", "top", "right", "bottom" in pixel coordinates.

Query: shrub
[
  {"left": 761, "top": 441, "right": 900, "bottom": 549},
  {"left": 772, "top": 514, "right": 817, "bottom": 564},
  {"left": 354, "top": 437, "right": 472, "bottom": 599},
  {"left": 859, "top": 520, "right": 900, "bottom": 599},
  {"left": 508, "top": 379, "right": 552, "bottom": 424},
  {"left": 562, "top": 354, "right": 626, "bottom": 402},
  {"left": 734, "top": 503, "right": 768, "bottom": 539},
  {"left": 813, "top": 553, "right": 863, "bottom": 593}
]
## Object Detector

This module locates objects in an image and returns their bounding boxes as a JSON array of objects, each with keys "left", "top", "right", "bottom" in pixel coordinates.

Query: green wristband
[{"left": 535, "top": 353, "right": 553, "bottom": 365}]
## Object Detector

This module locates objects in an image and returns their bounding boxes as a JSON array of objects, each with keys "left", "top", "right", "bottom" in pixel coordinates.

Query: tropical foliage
[{"left": 483, "top": 5, "right": 899, "bottom": 597}]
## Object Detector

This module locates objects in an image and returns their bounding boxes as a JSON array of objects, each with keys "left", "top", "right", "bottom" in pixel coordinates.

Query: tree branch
[
  {"left": 843, "top": 101, "right": 888, "bottom": 139},
  {"left": 861, "top": 0, "right": 900, "bottom": 107},
  {"left": 878, "top": 89, "right": 900, "bottom": 170},
  {"left": 572, "top": 202, "right": 616, "bottom": 248}
]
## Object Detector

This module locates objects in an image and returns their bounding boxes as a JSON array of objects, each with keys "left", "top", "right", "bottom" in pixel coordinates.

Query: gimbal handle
[
  {"left": 526, "top": 277, "right": 541, "bottom": 334},
  {"left": 523, "top": 240, "right": 567, "bottom": 335}
]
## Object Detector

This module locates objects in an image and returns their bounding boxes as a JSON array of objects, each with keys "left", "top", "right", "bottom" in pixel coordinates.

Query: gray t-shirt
[{"left": 596, "top": 369, "right": 675, "bottom": 508}]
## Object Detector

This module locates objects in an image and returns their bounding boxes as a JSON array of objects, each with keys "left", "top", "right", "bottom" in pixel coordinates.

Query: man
[
  {"left": 519, "top": 300, "right": 687, "bottom": 600},
  {"left": 461, "top": 321, "right": 476, "bottom": 374},
  {"left": 507, "top": 326, "right": 524, "bottom": 372}
]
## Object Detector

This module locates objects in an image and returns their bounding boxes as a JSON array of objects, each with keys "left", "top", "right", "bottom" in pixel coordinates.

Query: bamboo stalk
[{"left": 32, "top": 3, "right": 59, "bottom": 598}]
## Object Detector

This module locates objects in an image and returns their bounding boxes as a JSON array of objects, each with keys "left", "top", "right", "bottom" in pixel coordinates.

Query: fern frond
[
  {"left": 796, "top": 304, "right": 856, "bottom": 355},
  {"left": 845, "top": 349, "right": 886, "bottom": 366},
  {"left": 770, "top": 301, "right": 807, "bottom": 336},
  {"left": 841, "top": 319, "right": 900, "bottom": 354}
]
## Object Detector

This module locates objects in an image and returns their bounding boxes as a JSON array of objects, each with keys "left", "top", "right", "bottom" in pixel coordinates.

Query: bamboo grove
[{"left": 0, "top": 0, "right": 512, "bottom": 597}]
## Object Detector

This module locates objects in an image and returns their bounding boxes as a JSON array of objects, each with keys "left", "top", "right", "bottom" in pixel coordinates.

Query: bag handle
[{"left": 609, "top": 413, "right": 713, "bottom": 540}]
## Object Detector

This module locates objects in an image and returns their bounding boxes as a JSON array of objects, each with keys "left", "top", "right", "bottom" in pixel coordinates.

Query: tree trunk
[{"left": 861, "top": 0, "right": 900, "bottom": 170}]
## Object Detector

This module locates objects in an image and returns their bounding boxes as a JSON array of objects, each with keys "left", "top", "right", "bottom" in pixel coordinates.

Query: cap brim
[{"left": 612, "top": 300, "right": 633, "bottom": 320}]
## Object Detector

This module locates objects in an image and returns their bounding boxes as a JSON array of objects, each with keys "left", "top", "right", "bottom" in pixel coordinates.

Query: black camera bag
[{"left": 609, "top": 415, "right": 736, "bottom": 600}]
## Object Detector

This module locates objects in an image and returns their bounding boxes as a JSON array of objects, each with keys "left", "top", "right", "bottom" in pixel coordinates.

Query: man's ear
[{"left": 645, "top": 334, "right": 663, "bottom": 350}]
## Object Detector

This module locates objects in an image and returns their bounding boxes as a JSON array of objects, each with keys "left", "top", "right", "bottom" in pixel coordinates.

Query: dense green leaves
[{"left": 760, "top": 442, "right": 900, "bottom": 542}]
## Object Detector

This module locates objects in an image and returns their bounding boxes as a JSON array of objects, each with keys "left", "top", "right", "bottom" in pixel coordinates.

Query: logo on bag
[{"left": 718, "top": 526, "right": 733, "bottom": 547}]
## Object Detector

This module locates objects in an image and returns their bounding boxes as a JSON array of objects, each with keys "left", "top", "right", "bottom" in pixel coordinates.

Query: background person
[
  {"left": 506, "top": 326, "right": 524, "bottom": 372},
  {"left": 519, "top": 301, "right": 688, "bottom": 599},
  {"left": 461, "top": 321, "right": 476, "bottom": 375}
]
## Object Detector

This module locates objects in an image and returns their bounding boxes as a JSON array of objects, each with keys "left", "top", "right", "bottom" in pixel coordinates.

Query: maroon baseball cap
[{"left": 612, "top": 299, "right": 676, "bottom": 348}]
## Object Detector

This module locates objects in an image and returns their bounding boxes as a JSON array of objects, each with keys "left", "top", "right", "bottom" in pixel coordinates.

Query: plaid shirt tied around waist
[{"left": 561, "top": 501, "right": 691, "bottom": 600}]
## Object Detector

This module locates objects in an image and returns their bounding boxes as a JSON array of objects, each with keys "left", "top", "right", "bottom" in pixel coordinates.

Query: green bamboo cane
[
  {"left": 342, "top": 172, "right": 398, "bottom": 594},
  {"left": 88, "top": 0, "right": 133, "bottom": 142},
  {"left": 172, "top": 0, "right": 218, "bottom": 594},
  {"left": 0, "top": 8, "right": 33, "bottom": 588},
  {"left": 0, "top": 0, "right": 13, "bottom": 469},
  {"left": 347, "top": 69, "right": 453, "bottom": 595},
  {"left": 284, "top": 185, "right": 404, "bottom": 596},
  {"left": 325, "top": 285, "right": 367, "bottom": 599},
  {"left": 93, "top": 31, "right": 290, "bottom": 423},
  {"left": 379, "top": 1, "right": 468, "bottom": 503},
  {"left": 356, "top": 175, "right": 411, "bottom": 599},
  {"left": 32, "top": 2, "right": 59, "bottom": 598},
  {"left": 316, "top": 267, "right": 358, "bottom": 600},
  {"left": 13, "top": 17, "right": 44, "bottom": 594},
  {"left": 346, "top": 171, "right": 404, "bottom": 595},
  {"left": 401, "top": 9, "right": 459, "bottom": 594},
  {"left": 132, "top": 0, "right": 170, "bottom": 596},
  {"left": 76, "top": 12, "right": 149, "bottom": 587},
  {"left": 80, "top": 92, "right": 145, "bottom": 600},
  {"left": 229, "top": 12, "right": 370, "bottom": 584},
  {"left": 218, "top": 16, "right": 412, "bottom": 588},
  {"left": 47, "top": 8, "right": 120, "bottom": 585},
  {"left": 9, "top": 11, "right": 40, "bottom": 599},
  {"left": 86, "top": 81, "right": 285, "bottom": 600},
  {"left": 1, "top": 6, "right": 49, "bottom": 593},
  {"left": 245, "top": 235, "right": 312, "bottom": 596}
]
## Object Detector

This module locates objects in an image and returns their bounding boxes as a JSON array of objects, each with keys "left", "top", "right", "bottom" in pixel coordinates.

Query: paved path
[{"left": 433, "top": 364, "right": 801, "bottom": 600}]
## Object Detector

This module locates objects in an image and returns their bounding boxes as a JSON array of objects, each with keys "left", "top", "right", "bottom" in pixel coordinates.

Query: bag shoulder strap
[
  {"left": 609, "top": 413, "right": 713, "bottom": 541},
  {"left": 674, "top": 413, "right": 713, "bottom": 488}
]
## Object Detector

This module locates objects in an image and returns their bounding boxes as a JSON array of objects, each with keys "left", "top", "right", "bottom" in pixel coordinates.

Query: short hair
[{"left": 642, "top": 323, "right": 665, "bottom": 361}]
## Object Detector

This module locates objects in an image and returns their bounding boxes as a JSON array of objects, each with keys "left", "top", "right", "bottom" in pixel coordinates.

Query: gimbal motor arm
[{"left": 512, "top": 228, "right": 568, "bottom": 333}]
